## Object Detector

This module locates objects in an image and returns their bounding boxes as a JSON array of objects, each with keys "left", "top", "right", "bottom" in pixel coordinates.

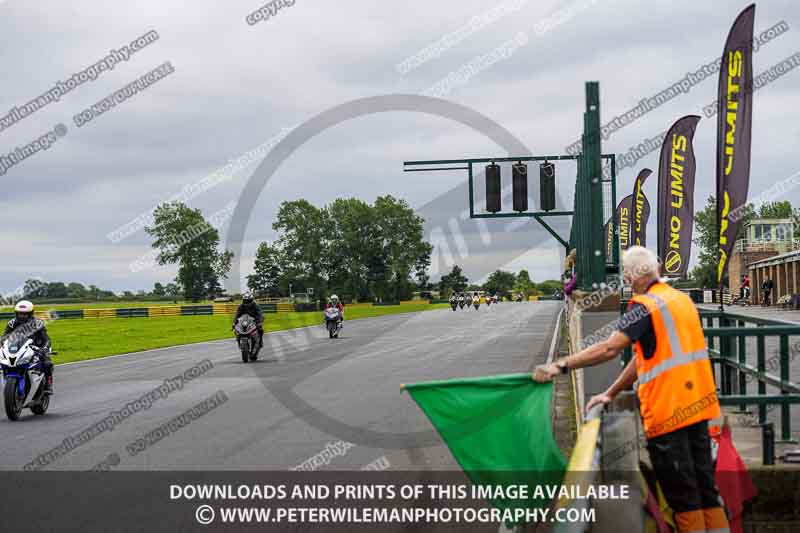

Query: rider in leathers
[
  {"left": 233, "top": 294, "right": 264, "bottom": 347},
  {"left": 3, "top": 300, "right": 53, "bottom": 394}
]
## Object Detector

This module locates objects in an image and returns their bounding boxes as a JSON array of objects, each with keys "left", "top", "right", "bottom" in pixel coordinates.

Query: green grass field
[
  {"left": 47, "top": 303, "right": 446, "bottom": 364},
  {"left": 0, "top": 300, "right": 215, "bottom": 312}
]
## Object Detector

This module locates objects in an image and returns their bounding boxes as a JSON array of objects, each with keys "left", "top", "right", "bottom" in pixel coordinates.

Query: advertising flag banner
[
  {"left": 630, "top": 169, "right": 652, "bottom": 247},
  {"left": 716, "top": 4, "right": 755, "bottom": 284},
  {"left": 618, "top": 194, "right": 634, "bottom": 251},
  {"left": 657, "top": 115, "right": 701, "bottom": 277},
  {"left": 604, "top": 217, "right": 614, "bottom": 262}
]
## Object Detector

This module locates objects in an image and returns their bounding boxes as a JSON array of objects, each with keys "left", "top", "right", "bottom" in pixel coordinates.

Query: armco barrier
[
  {"left": 148, "top": 306, "right": 182, "bottom": 317},
  {"left": 52, "top": 309, "right": 84, "bottom": 319},
  {"left": 212, "top": 303, "right": 238, "bottom": 315},
  {"left": 84, "top": 309, "right": 117, "bottom": 319},
  {"left": 0, "top": 299, "right": 435, "bottom": 323},
  {"left": 117, "top": 308, "right": 148, "bottom": 318},
  {"left": 181, "top": 305, "right": 213, "bottom": 316}
]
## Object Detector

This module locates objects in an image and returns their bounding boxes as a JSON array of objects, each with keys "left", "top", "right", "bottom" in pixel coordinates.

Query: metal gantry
[{"left": 403, "top": 82, "right": 619, "bottom": 291}]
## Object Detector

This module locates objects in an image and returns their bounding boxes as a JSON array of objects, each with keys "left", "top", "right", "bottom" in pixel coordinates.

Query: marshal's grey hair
[{"left": 622, "top": 246, "right": 660, "bottom": 281}]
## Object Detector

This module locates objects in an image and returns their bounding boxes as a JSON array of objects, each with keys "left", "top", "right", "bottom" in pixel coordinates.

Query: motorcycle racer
[
  {"left": 2, "top": 300, "right": 53, "bottom": 395},
  {"left": 233, "top": 293, "right": 264, "bottom": 348}
]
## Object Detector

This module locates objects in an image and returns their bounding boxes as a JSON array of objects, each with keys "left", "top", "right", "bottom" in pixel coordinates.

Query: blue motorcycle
[{"left": 0, "top": 334, "right": 52, "bottom": 421}]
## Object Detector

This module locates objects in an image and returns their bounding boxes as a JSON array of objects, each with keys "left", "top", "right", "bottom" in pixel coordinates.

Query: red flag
[{"left": 714, "top": 425, "right": 757, "bottom": 533}]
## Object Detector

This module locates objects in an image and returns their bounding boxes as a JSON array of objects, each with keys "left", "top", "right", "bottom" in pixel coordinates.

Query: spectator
[
  {"left": 534, "top": 246, "right": 730, "bottom": 533},
  {"left": 761, "top": 277, "right": 774, "bottom": 306}
]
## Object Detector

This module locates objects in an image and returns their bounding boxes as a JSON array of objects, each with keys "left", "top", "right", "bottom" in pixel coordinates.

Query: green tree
[
  {"left": 45, "top": 282, "right": 68, "bottom": 298},
  {"left": 535, "top": 280, "right": 563, "bottom": 295},
  {"left": 758, "top": 200, "right": 792, "bottom": 218},
  {"left": 373, "top": 195, "right": 428, "bottom": 301},
  {"left": 484, "top": 270, "right": 517, "bottom": 299},
  {"left": 325, "top": 198, "right": 377, "bottom": 301},
  {"left": 165, "top": 283, "right": 180, "bottom": 298},
  {"left": 691, "top": 196, "right": 751, "bottom": 288},
  {"left": 145, "top": 202, "right": 234, "bottom": 302},
  {"left": 247, "top": 242, "right": 283, "bottom": 298},
  {"left": 23, "top": 279, "right": 46, "bottom": 299},
  {"left": 273, "top": 199, "right": 328, "bottom": 303},
  {"left": 414, "top": 242, "right": 433, "bottom": 292},
  {"left": 152, "top": 282, "right": 166, "bottom": 297},
  {"left": 439, "top": 265, "right": 468, "bottom": 296},
  {"left": 691, "top": 196, "right": 719, "bottom": 288},
  {"left": 66, "top": 282, "right": 87, "bottom": 299},
  {"left": 515, "top": 269, "right": 537, "bottom": 296}
]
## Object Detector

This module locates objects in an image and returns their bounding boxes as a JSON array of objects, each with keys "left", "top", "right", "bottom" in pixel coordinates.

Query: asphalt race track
[{"left": 0, "top": 302, "right": 560, "bottom": 471}]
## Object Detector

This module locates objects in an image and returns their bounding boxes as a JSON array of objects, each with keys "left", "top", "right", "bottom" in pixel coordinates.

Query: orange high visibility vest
[{"left": 630, "top": 282, "right": 720, "bottom": 439}]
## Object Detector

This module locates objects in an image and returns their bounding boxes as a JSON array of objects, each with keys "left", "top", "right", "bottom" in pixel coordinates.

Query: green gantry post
[{"left": 575, "top": 82, "right": 606, "bottom": 291}]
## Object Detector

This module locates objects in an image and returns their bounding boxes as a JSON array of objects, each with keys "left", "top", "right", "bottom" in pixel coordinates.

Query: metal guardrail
[
  {"left": 553, "top": 403, "right": 603, "bottom": 533},
  {"left": 700, "top": 309, "right": 800, "bottom": 443}
]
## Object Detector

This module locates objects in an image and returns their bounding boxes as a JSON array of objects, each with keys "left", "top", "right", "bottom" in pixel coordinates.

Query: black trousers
[
  {"left": 646, "top": 420, "right": 721, "bottom": 513},
  {"left": 39, "top": 350, "right": 53, "bottom": 377}
]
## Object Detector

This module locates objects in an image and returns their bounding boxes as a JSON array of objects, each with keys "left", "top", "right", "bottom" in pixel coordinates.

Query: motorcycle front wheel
[
  {"left": 31, "top": 391, "right": 50, "bottom": 415},
  {"left": 239, "top": 338, "right": 250, "bottom": 363},
  {"left": 4, "top": 377, "right": 22, "bottom": 421}
]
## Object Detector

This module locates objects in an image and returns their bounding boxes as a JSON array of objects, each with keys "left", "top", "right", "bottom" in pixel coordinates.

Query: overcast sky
[{"left": 1, "top": 0, "right": 798, "bottom": 294}]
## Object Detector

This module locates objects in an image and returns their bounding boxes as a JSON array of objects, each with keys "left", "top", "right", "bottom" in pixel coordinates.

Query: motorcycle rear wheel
[{"left": 4, "top": 378, "right": 22, "bottom": 421}]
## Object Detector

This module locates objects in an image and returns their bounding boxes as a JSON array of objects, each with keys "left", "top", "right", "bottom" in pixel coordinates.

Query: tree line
[
  {"left": 437, "top": 265, "right": 562, "bottom": 299},
  {"left": 13, "top": 197, "right": 562, "bottom": 305},
  {"left": 246, "top": 196, "right": 432, "bottom": 303}
]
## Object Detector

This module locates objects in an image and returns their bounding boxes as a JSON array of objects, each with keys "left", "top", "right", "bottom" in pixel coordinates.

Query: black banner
[
  {"left": 604, "top": 217, "right": 614, "bottom": 262},
  {"left": 716, "top": 4, "right": 755, "bottom": 284},
  {"left": 617, "top": 194, "right": 634, "bottom": 251},
  {"left": 630, "top": 169, "right": 652, "bottom": 247},
  {"left": 657, "top": 115, "right": 701, "bottom": 278}
]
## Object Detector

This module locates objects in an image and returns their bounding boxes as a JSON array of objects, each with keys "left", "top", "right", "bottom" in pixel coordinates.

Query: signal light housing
[
  {"left": 540, "top": 162, "right": 555, "bottom": 212},
  {"left": 512, "top": 163, "right": 528, "bottom": 212},
  {"left": 485, "top": 163, "right": 501, "bottom": 213}
]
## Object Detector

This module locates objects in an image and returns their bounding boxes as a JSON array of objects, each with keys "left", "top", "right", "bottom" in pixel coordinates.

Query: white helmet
[
  {"left": 14, "top": 300, "right": 34, "bottom": 323},
  {"left": 330, "top": 294, "right": 339, "bottom": 302}
]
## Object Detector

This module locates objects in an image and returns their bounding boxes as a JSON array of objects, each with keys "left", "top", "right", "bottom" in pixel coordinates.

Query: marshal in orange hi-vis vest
[{"left": 630, "top": 282, "right": 720, "bottom": 439}]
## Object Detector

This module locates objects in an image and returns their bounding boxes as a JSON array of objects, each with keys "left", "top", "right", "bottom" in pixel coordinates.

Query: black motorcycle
[
  {"left": 450, "top": 300, "right": 457, "bottom": 311},
  {"left": 234, "top": 314, "right": 261, "bottom": 363}
]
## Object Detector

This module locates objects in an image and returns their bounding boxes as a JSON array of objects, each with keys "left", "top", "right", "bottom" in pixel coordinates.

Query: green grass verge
[
  {"left": 47, "top": 303, "right": 446, "bottom": 364},
  {"left": 0, "top": 300, "right": 216, "bottom": 311}
]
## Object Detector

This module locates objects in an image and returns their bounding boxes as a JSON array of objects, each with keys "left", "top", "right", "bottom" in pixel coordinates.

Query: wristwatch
[{"left": 558, "top": 359, "right": 569, "bottom": 374}]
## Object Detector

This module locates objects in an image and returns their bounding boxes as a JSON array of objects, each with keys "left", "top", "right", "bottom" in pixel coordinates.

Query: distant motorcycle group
[
  {"left": 449, "top": 292, "right": 498, "bottom": 311},
  {"left": 232, "top": 293, "right": 345, "bottom": 364}
]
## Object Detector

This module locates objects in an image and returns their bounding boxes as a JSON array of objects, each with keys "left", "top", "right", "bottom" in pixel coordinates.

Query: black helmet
[{"left": 242, "top": 293, "right": 254, "bottom": 305}]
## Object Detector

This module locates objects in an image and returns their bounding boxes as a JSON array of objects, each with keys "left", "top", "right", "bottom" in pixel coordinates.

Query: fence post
[
  {"left": 779, "top": 335, "right": 792, "bottom": 442},
  {"left": 719, "top": 315, "right": 732, "bottom": 396},
  {"left": 738, "top": 319, "right": 747, "bottom": 412},
  {"left": 757, "top": 334, "right": 766, "bottom": 425}
]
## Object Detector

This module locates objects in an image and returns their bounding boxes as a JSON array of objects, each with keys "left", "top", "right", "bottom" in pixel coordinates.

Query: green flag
[{"left": 404, "top": 373, "right": 567, "bottom": 512}]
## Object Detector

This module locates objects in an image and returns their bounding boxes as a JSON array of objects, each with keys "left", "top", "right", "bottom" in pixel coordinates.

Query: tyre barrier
[{"left": 0, "top": 300, "right": 442, "bottom": 322}]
